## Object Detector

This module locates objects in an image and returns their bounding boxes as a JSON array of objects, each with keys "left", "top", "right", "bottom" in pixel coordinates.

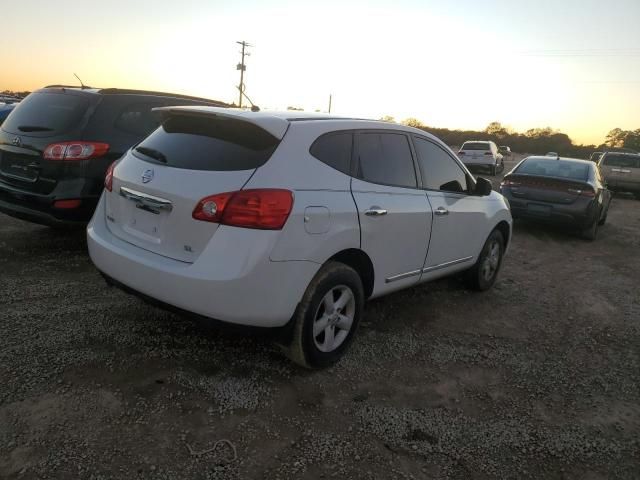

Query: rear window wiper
[
  {"left": 134, "top": 146, "right": 167, "bottom": 163},
  {"left": 17, "top": 125, "right": 54, "bottom": 132}
]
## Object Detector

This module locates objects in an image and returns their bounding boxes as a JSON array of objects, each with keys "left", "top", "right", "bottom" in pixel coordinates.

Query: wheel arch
[
  {"left": 494, "top": 220, "right": 511, "bottom": 248},
  {"left": 326, "top": 248, "right": 375, "bottom": 299}
]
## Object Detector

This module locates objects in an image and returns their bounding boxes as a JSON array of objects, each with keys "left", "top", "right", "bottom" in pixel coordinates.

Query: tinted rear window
[
  {"left": 132, "top": 115, "right": 280, "bottom": 171},
  {"left": 517, "top": 159, "right": 590, "bottom": 181},
  {"left": 601, "top": 154, "right": 639, "bottom": 168},
  {"left": 1, "top": 92, "right": 90, "bottom": 136},
  {"left": 462, "top": 142, "right": 490, "bottom": 151},
  {"left": 309, "top": 132, "right": 352, "bottom": 175}
]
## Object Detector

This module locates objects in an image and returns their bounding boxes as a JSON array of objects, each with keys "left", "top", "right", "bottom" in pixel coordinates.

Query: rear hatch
[
  {"left": 458, "top": 142, "right": 492, "bottom": 164},
  {"left": 599, "top": 154, "right": 640, "bottom": 190},
  {"left": 105, "top": 112, "right": 283, "bottom": 263},
  {"left": 0, "top": 90, "right": 94, "bottom": 194}
]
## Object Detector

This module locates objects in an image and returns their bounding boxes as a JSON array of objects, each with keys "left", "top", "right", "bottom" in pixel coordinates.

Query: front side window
[
  {"left": 414, "top": 137, "right": 468, "bottom": 193},
  {"left": 356, "top": 133, "right": 417, "bottom": 188}
]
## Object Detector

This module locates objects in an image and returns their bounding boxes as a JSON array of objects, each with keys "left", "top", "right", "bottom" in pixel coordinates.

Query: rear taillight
[
  {"left": 193, "top": 189, "right": 294, "bottom": 230},
  {"left": 458, "top": 152, "right": 466, "bottom": 155},
  {"left": 484, "top": 152, "right": 493, "bottom": 156},
  {"left": 567, "top": 187, "right": 596, "bottom": 197},
  {"left": 501, "top": 179, "right": 520, "bottom": 187},
  {"left": 43, "top": 141, "right": 109, "bottom": 161},
  {"left": 105, "top": 161, "right": 116, "bottom": 192}
]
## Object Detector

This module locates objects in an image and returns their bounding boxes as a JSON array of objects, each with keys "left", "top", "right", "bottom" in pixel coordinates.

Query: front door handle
[
  {"left": 434, "top": 207, "right": 449, "bottom": 216},
  {"left": 364, "top": 207, "right": 387, "bottom": 216}
]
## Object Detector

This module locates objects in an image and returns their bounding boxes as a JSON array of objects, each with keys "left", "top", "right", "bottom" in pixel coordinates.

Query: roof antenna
[
  {"left": 236, "top": 86, "right": 260, "bottom": 112},
  {"left": 73, "top": 73, "right": 86, "bottom": 89}
]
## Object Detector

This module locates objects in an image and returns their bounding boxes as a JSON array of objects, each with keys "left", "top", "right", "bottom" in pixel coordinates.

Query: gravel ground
[{"left": 1, "top": 157, "right": 639, "bottom": 479}]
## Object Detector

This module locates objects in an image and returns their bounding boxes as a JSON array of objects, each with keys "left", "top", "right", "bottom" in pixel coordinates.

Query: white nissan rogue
[{"left": 87, "top": 107, "right": 512, "bottom": 368}]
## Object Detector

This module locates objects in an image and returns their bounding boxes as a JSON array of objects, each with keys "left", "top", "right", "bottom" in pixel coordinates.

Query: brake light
[
  {"left": 567, "top": 187, "right": 596, "bottom": 197},
  {"left": 105, "top": 161, "right": 116, "bottom": 192},
  {"left": 193, "top": 189, "right": 294, "bottom": 230},
  {"left": 43, "top": 141, "right": 109, "bottom": 161},
  {"left": 53, "top": 199, "right": 82, "bottom": 209}
]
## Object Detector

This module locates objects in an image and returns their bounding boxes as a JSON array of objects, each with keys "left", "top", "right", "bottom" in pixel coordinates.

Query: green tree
[
  {"left": 401, "top": 118, "right": 425, "bottom": 128},
  {"left": 379, "top": 115, "right": 396, "bottom": 123}
]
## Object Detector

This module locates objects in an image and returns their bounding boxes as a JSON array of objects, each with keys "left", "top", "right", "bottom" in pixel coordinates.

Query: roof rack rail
[{"left": 98, "top": 88, "right": 230, "bottom": 106}]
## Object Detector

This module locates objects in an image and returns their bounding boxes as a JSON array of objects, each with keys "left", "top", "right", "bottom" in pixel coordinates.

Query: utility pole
[
  {"left": 328, "top": 94, "right": 332, "bottom": 113},
  {"left": 236, "top": 41, "right": 251, "bottom": 108}
]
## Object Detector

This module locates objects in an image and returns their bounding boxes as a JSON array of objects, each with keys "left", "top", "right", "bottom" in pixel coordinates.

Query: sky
[{"left": 2, "top": 0, "right": 639, "bottom": 145}]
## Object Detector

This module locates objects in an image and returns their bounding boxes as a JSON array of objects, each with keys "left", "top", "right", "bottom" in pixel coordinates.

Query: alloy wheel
[
  {"left": 481, "top": 240, "right": 501, "bottom": 281},
  {"left": 312, "top": 285, "right": 356, "bottom": 353}
]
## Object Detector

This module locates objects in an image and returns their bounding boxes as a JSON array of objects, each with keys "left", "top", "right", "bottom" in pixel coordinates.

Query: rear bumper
[
  {"left": 502, "top": 193, "right": 597, "bottom": 228},
  {"left": 0, "top": 180, "right": 98, "bottom": 226},
  {"left": 87, "top": 195, "right": 320, "bottom": 328}
]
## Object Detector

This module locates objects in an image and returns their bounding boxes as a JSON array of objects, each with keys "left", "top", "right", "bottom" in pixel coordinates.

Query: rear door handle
[
  {"left": 434, "top": 207, "right": 449, "bottom": 216},
  {"left": 364, "top": 207, "right": 387, "bottom": 216}
]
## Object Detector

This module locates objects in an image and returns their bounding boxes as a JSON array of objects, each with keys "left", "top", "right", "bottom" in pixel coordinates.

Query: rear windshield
[
  {"left": 517, "top": 159, "right": 590, "bottom": 181},
  {"left": 132, "top": 114, "right": 280, "bottom": 171},
  {"left": 1, "top": 92, "right": 90, "bottom": 136},
  {"left": 601, "top": 154, "right": 639, "bottom": 168},
  {"left": 461, "top": 142, "right": 490, "bottom": 151}
]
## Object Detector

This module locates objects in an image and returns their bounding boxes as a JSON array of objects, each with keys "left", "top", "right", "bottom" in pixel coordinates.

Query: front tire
[
  {"left": 465, "top": 229, "right": 505, "bottom": 291},
  {"left": 284, "top": 262, "right": 364, "bottom": 368}
]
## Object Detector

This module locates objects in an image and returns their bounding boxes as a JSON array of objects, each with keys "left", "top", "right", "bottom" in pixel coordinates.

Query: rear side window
[
  {"left": 132, "top": 115, "right": 279, "bottom": 171},
  {"left": 114, "top": 103, "right": 163, "bottom": 136},
  {"left": 309, "top": 132, "right": 352, "bottom": 175},
  {"left": 461, "top": 142, "right": 490, "bottom": 151},
  {"left": 414, "top": 137, "right": 468, "bottom": 193},
  {"left": 517, "top": 159, "right": 590, "bottom": 181},
  {"left": 602, "top": 154, "right": 639, "bottom": 168},
  {"left": 2, "top": 92, "right": 90, "bottom": 136},
  {"left": 356, "top": 133, "right": 417, "bottom": 188}
]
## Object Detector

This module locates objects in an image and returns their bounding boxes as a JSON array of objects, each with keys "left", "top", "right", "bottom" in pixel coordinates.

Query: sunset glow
[{"left": 2, "top": 0, "right": 639, "bottom": 145}]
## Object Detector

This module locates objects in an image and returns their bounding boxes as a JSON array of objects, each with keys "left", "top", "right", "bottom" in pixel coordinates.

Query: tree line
[{"left": 383, "top": 117, "right": 639, "bottom": 158}]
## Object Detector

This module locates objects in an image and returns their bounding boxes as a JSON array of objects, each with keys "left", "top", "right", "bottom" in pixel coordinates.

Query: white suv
[
  {"left": 88, "top": 107, "right": 512, "bottom": 368},
  {"left": 458, "top": 140, "right": 504, "bottom": 176}
]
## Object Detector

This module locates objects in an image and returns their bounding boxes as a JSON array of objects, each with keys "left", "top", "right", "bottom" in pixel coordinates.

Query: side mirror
[{"left": 475, "top": 177, "right": 493, "bottom": 196}]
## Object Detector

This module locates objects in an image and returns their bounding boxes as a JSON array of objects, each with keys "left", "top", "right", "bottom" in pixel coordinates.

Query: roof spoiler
[{"left": 152, "top": 106, "right": 289, "bottom": 139}]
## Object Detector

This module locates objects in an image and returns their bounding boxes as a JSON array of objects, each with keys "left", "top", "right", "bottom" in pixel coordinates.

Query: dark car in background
[
  {"left": 0, "top": 103, "right": 17, "bottom": 126},
  {"left": 0, "top": 86, "right": 228, "bottom": 226},
  {"left": 500, "top": 156, "right": 611, "bottom": 240}
]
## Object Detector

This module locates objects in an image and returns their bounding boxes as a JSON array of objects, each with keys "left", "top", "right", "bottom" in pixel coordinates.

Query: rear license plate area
[
  {"left": 122, "top": 203, "right": 168, "bottom": 244},
  {"left": 527, "top": 203, "right": 551, "bottom": 216},
  {"left": 0, "top": 152, "right": 38, "bottom": 182}
]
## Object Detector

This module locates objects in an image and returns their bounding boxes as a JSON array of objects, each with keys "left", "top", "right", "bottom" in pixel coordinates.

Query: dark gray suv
[{"left": 0, "top": 86, "right": 228, "bottom": 227}]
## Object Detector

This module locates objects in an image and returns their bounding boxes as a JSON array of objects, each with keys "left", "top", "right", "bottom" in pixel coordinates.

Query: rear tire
[
  {"left": 283, "top": 262, "right": 364, "bottom": 369},
  {"left": 465, "top": 229, "right": 505, "bottom": 291}
]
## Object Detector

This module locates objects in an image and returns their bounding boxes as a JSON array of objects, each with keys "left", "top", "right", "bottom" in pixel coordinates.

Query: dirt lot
[{"left": 1, "top": 158, "right": 639, "bottom": 479}]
